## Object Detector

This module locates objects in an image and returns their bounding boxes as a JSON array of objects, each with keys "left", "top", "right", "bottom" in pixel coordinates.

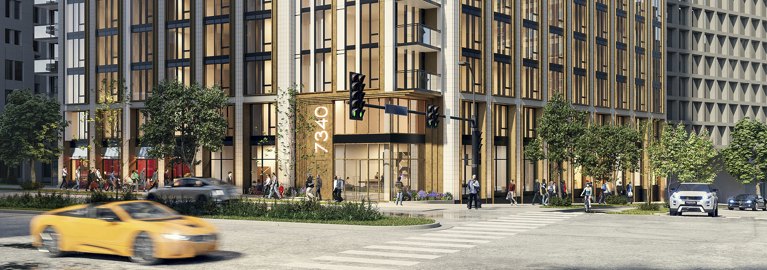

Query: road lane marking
[
  {"left": 471, "top": 222, "right": 542, "bottom": 228},
  {"left": 340, "top": 250, "right": 441, "bottom": 259},
  {"left": 314, "top": 256, "right": 420, "bottom": 266},
  {"left": 421, "top": 233, "right": 503, "bottom": 240},
  {"left": 440, "top": 229, "right": 518, "bottom": 236},
  {"left": 287, "top": 262, "right": 389, "bottom": 270},
  {"left": 386, "top": 241, "right": 476, "bottom": 248},
  {"left": 364, "top": 245, "right": 460, "bottom": 254},
  {"left": 451, "top": 226, "right": 529, "bottom": 232},
  {"left": 406, "top": 237, "right": 490, "bottom": 244}
]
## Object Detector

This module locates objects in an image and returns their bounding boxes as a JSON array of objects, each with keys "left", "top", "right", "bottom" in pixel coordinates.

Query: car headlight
[
  {"left": 729, "top": 199, "right": 734, "bottom": 203},
  {"left": 746, "top": 200, "right": 752, "bottom": 203},
  {"left": 162, "top": 233, "right": 190, "bottom": 241},
  {"left": 211, "top": 190, "right": 225, "bottom": 196}
]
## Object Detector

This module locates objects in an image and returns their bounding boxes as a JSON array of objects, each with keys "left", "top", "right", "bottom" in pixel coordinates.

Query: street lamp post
[{"left": 459, "top": 61, "right": 480, "bottom": 201}]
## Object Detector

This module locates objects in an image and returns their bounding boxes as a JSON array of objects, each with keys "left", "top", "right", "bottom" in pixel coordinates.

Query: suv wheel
[{"left": 669, "top": 210, "right": 678, "bottom": 216}]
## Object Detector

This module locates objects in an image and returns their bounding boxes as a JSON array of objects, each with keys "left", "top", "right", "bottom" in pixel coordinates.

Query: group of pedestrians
[
  {"left": 262, "top": 173, "right": 282, "bottom": 199},
  {"left": 304, "top": 173, "right": 323, "bottom": 201},
  {"left": 530, "top": 179, "right": 566, "bottom": 206},
  {"left": 58, "top": 167, "right": 160, "bottom": 193}
]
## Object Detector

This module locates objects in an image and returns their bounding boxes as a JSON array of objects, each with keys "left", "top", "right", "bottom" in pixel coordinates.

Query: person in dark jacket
[{"left": 315, "top": 175, "right": 323, "bottom": 200}]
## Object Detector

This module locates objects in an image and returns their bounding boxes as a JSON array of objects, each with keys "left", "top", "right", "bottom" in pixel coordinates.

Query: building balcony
[
  {"left": 397, "top": 0, "right": 441, "bottom": 9},
  {"left": 397, "top": 69, "right": 441, "bottom": 92},
  {"left": 35, "top": 59, "right": 58, "bottom": 74},
  {"left": 34, "top": 0, "right": 58, "bottom": 9},
  {"left": 397, "top": 23, "right": 441, "bottom": 52},
  {"left": 34, "top": 25, "right": 58, "bottom": 41}
]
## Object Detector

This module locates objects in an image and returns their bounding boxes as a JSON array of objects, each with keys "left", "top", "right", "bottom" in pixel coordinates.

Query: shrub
[
  {"left": 19, "top": 181, "right": 44, "bottom": 190},
  {"left": 0, "top": 192, "right": 81, "bottom": 209},
  {"left": 638, "top": 203, "right": 661, "bottom": 211},
  {"left": 87, "top": 191, "right": 116, "bottom": 203},
  {"left": 443, "top": 192, "right": 454, "bottom": 201},
  {"left": 548, "top": 196, "right": 572, "bottom": 206},
  {"left": 605, "top": 195, "right": 629, "bottom": 205}
]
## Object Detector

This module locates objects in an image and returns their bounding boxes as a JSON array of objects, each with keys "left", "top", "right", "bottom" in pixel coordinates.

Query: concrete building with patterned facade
[
  {"left": 666, "top": 0, "right": 767, "bottom": 199},
  {"left": 57, "top": 0, "right": 666, "bottom": 203}
]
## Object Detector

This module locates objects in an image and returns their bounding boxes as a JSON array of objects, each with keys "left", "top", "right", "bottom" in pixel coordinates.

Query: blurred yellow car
[{"left": 30, "top": 200, "right": 218, "bottom": 265}]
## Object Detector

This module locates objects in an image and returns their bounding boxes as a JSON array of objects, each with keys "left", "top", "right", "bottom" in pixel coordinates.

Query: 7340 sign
[{"left": 313, "top": 106, "right": 330, "bottom": 154}]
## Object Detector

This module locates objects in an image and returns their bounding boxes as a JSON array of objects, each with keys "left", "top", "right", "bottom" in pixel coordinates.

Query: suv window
[{"left": 676, "top": 184, "right": 711, "bottom": 192}]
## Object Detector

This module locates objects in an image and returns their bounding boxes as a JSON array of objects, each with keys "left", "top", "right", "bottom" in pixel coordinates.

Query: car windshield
[
  {"left": 119, "top": 202, "right": 180, "bottom": 220},
  {"left": 676, "top": 184, "right": 711, "bottom": 192},
  {"left": 735, "top": 194, "right": 754, "bottom": 200}
]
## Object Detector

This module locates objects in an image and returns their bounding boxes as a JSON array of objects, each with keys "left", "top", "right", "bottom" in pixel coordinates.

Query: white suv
[{"left": 668, "top": 183, "right": 719, "bottom": 217}]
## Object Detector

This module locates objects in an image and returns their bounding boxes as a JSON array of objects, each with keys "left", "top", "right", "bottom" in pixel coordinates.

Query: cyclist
[{"left": 581, "top": 182, "right": 593, "bottom": 212}]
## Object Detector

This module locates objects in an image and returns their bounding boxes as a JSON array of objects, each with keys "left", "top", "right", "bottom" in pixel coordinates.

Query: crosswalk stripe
[
  {"left": 480, "top": 220, "right": 551, "bottom": 226},
  {"left": 364, "top": 245, "right": 460, "bottom": 254},
  {"left": 518, "top": 212, "right": 580, "bottom": 217},
  {"left": 491, "top": 219, "right": 557, "bottom": 223},
  {"left": 386, "top": 241, "right": 476, "bottom": 248},
  {"left": 406, "top": 237, "right": 490, "bottom": 244},
  {"left": 473, "top": 222, "right": 542, "bottom": 228},
  {"left": 451, "top": 226, "right": 529, "bottom": 232},
  {"left": 441, "top": 229, "right": 518, "bottom": 236},
  {"left": 287, "top": 262, "right": 390, "bottom": 270},
  {"left": 421, "top": 233, "right": 503, "bottom": 240},
  {"left": 340, "top": 250, "right": 441, "bottom": 259},
  {"left": 502, "top": 216, "right": 570, "bottom": 220},
  {"left": 314, "top": 256, "right": 420, "bottom": 266}
]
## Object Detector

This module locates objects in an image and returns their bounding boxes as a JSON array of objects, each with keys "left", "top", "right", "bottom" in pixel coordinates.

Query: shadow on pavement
[
  {"left": 162, "top": 251, "right": 243, "bottom": 265},
  {"left": 0, "top": 262, "right": 43, "bottom": 270}
]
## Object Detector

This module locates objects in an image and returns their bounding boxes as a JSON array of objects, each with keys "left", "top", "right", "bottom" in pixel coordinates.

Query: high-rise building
[
  {"left": 666, "top": 0, "right": 767, "bottom": 198},
  {"left": 58, "top": 0, "right": 665, "bottom": 202},
  {"left": 1, "top": 0, "right": 55, "bottom": 184}
]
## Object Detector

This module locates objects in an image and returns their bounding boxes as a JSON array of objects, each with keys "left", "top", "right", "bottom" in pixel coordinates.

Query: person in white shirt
[
  {"left": 60, "top": 168, "right": 68, "bottom": 189},
  {"left": 467, "top": 175, "right": 480, "bottom": 209},
  {"left": 264, "top": 175, "right": 272, "bottom": 198}
]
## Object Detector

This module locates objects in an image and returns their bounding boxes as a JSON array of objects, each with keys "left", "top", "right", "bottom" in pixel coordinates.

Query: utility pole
[{"left": 459, "top": 61, "right": 481, "bottom": 198}]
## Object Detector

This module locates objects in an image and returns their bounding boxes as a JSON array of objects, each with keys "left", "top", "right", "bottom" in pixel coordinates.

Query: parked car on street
[
  {"left": 31, "top": 200, "right": 219, "bottom": 265},
  {"left": 668, "top": 183, "right": 719, "bottom": 217},
  {"left": 147, "top": 177, "right": 240, "bottom": 203},
  {"left": 727, "top": 194, "right": 767, "bottom": 211}
]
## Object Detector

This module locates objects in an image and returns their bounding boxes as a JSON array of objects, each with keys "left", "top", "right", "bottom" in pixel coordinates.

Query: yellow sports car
[{"left": 30, "top": 200, "right": 218, "bottom": 265}]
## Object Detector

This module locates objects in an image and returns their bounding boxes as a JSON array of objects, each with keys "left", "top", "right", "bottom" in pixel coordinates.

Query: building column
[
  {"left": 276, "top": 0, "right": 296, "bottom": 185},
  {"left": 122, "top": 0, "right": 133, "bottom": 183},
  {"left": 442, "top": 0, "right": 461, "bottom": 200},
  {"left": 382, "top": 0, "right": 395, "bottom": 92},
  {"left": 233, "top": 0, "right": 245, "bottom": 189},
  {"left": 193, "top": 0, "right": 204, "bottom": 176}
]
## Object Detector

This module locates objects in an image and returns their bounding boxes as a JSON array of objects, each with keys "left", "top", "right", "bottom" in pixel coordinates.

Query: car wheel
[
  {"left": 39, "top": 227, "right": 63, "bottom": 257},
  {"left": 196, "top": 195, "right": 208, "bottom": 203},
  {"left": 669, "top": 210, "right": 678, "bottom": 216},
  {"left": 728, "top": 207, "right": 733, "bottom": 210},
  {"left": 131, "top": 233, "right": 159, "bottom": 265},
  {"left": 739, "top": 207, "right": 745, "bottom": 210},
  {"left": 753, "top": 205, "right": 758, "bottom": 211}
]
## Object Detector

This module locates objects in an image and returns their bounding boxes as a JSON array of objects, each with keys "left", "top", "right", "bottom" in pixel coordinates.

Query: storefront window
[
  {"left": 334, "top": 143, "right": 422, "bottom": 202},
  {"left": 209, "top": 145, "right": 234, "bottom": 182}
]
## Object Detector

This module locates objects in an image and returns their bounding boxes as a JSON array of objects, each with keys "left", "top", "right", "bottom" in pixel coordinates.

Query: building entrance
[{"left": 334, "top": 143, "right": 423, "bottom": 202}]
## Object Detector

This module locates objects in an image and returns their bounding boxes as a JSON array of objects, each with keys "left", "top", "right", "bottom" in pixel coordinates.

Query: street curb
[{"left": 205, "top": 218, "right": 442, "bottom": 230}]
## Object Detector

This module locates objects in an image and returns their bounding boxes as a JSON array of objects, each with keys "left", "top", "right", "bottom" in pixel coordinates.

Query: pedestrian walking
[
  {"left": 272, "top": 173, "right": 282, "bottom": 199},
  {"left": 531, "top": 180, "right": 541, "bottom": 205},
  {"left": 73, "top": 169, "right": 81, "bottom": 191},
  {"left": 139, "top": 169, "right": 146, "bottom": 191},
  {"left": 549, "top": 180, "right": 557, "bottom": 199},
  {"left": 86, "top": 168, "right": 95, "bottom": 192},
  {"left": 333, "top": 176, "right": 345, "bottom": 202},
  {"left": 305, "top": 175, "right": 315, "bottom": 200},
  {"left": 130, "top": 170, "right": 139, "bottom": 193},
  {"left": 315, "top": 175, "right": 323, "bottom": 201},
  {"left": 226, "top": 171, "right": 233, "bottom": 185},
  {"left": 599, "top": 181, "right": 608, "bottom": 204},
  {"left": 581, "top": 182, "right": 593, "bottom": 212},
  {"left": 507, "top": 180, "right": 518, "bottom": 206},
  {"left": 626, "top": 181, "right": 633, "bottom": 200},
  {"left": 108, "top": 170, "right": 117, "bottom": 191},
  {"left": 60, "top": 168, "right": 68, "bottom": 189},
  {"left": 395, "top": 177, "right": 404, "bottom": 206},
  {"left": 466, "top": 175, "right": 480, "bottom": 209},
  {"left": 95, "top": 168, "right": 103, "bottom": 191},
  {"left": 264, "top": 174, "right": 273, "bottom": 199},
  {"left": 540, "top": 179, "right": 549, "bottom": 205}
]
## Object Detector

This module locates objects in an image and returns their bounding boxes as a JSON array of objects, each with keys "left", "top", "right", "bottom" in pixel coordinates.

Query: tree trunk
[
  {"left": 29, "top": 160, "right": 36, "bottom": 184},
  {"left": 557, "top": 161, "right": 563, "bottom": 197}
]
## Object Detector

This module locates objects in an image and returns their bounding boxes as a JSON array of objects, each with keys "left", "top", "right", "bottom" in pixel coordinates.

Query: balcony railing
[
  {"left": 35, "top": 25, "right": 58, "bottom": 40},
  {"left": 397, "top": 69, "right": 441, "bottom": 92},
  {"left": 35, "top": 60, "right": 58, "bottom": 74},
  {"left": 397, "top": 23, "right": 441, "bottom": 49}
]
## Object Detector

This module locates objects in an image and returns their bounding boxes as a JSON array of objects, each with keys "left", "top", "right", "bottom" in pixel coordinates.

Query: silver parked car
[{"left": 146, "top": 177, "right": 240, "bottom": 202}]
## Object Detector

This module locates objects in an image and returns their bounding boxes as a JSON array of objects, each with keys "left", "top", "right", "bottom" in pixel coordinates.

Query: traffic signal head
[
  {"left": 426, "top": 105, "right": 440, "bottom": 128},
  {"left": 349, "top": 72, "right": 366, "bottom": 120}
]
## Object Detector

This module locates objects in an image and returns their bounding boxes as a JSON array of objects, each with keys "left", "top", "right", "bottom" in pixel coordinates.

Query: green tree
[
  {"left": 140, "top": 81, "right": 228, "bottom": 174},
  {"left": 649, "top": 124, "right": 719, "bottom": 184},
  {"left": 0, "top": 90, "right": 67, "bottom": 183},
  {"left": 721, "top": 118, "right": 767, "bottom": 187},
  {"left": 574, "top": 125, "right": 642, "bottom": 185},
  {"left": 534, "top": 94, "right": 587, "bottom": 196},
  {"left": 90, "top": 79, "right": 130, "bottom": 197}
]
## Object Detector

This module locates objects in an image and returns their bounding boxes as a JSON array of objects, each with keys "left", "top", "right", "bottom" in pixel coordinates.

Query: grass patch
[{"left": 203, "top": 215, "right": 435, "bottom": 226}]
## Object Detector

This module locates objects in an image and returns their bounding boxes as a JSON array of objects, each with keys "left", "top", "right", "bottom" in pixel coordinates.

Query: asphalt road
[{"left": 1, "top": 205, "right": 767, "bottom": 270}]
